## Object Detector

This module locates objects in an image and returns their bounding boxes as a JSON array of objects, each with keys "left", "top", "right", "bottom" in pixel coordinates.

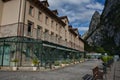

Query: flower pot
[
  {"left": 66, "top": 64, "right": 69, "bottom": 66},
  {"left": 33, "top": 67, "right": 37, "bottom": 71},
  {"left": 61, "top": 64, "right": 66, "bottom": 67},
  {"left": 31, "top": 63, "right": 34, "bottom": 67},
  {"left": 12, "top": 67, "right": 17, "bottom": 71},
  {"left": 54, "top": 66, "right": 60, "bottom": 69}
]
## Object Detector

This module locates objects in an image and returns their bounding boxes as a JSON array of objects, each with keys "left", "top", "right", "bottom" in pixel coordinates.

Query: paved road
[{"left": 0, "top": 60, "right": 99, "bottom": 80}]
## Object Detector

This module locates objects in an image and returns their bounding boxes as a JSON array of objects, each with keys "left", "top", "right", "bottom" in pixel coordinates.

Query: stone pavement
[
  {"left": 106, "top": 61, "right": 120, "bottom": 80},
  {"left": 1, "top": 60, "right": 120, "bottom": 80},
  {"left": 0, "top": 60, "right": 98, "bottom": 80}
]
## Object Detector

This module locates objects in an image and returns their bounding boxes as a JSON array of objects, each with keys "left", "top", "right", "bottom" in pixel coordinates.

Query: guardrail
[{"left": 0, "top": 23, "right": 84, "bottom": 51}]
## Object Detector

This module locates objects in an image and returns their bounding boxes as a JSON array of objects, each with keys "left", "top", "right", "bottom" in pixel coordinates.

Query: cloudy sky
[{"left": 47, "top": 0, "right": 105, "bottom": 35}]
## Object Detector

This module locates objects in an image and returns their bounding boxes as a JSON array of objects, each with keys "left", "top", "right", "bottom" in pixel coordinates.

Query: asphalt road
[{"left": 0, "top": 60, "right": 99, "bottom": 80}]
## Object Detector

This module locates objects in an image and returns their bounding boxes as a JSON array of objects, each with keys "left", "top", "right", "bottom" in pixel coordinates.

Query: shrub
[
  {"left": 32, "top": 58, "right": 39, "bottom": 66},
  {"left": 11, "top": 59, "right": 19, "bottom": 67},
  {"left": 102, "top": 56, "right": 108, "bottom": 63},
  {"left": 61, "top": 60, "right": 70, "bottom": 64},
  {"left": 101, "top": 56, "right": 113, "bottom": 63},
  {"left": 54, "top": 61, "right": 60, "bottom": 66},
  {"left": 11, "top": 59, "right": 19, "bottom": 63},
  {"left": 86, "top": 55, "right": 91, "bottom": 59}
]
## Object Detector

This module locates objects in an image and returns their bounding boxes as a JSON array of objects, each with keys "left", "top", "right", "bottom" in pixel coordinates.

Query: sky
[{"left": 47, "top": 0, "right": 105, "bottom": 35}]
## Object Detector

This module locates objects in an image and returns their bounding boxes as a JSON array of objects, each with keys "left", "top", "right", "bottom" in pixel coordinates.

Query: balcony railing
[{"left": 0, "top": 23, "right": 84, "bottom": 51}]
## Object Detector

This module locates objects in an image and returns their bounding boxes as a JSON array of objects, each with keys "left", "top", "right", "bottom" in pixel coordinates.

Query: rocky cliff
[
  {"left": 88, "top": 11, "right": 100, "bottom": 33},
  {"left": 84, "top": 0, "right": 120, "bottom": 54},
  {"left": 82, "top": 11, "right": 101, "bottom": 46}
]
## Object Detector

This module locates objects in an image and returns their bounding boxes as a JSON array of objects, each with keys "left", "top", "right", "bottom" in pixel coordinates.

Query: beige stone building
[{"left": 0, "top": 0, "right": 84, "bottom": 68}]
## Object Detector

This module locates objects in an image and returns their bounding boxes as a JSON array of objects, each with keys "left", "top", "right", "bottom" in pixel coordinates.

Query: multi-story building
[{"left": 0, "top": 0, "right": 84, "bottom": 68}]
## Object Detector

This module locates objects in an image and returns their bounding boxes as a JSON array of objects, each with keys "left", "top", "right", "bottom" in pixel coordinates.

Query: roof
[
  {"left": 69, "top": 25, "right": 85, "bottom": 43},
  {"left": 59, "top": 16, "right": 69, "bottom": 23},
  {"left": 41, "top": 0, "right": 49, "bottom": 7},
  {"left": 52, "top": 10, "right": 58, "bottom": 15},
  {"left": 28, "top": 0, "right": 66, "bottom": 26},
  {"left": 69, "top": 27, "right": 78, "bottom": 36}
]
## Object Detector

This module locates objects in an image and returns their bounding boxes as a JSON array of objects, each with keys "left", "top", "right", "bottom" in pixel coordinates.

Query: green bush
[
  {"left": 101, "top": 56, "right": 113, "bottom": 63},
  {"left": 32, "top": 58, "right": 39, "bottom": 66},
  {"left": 11, "top": 59, "right": 19, "bottom": 63},
  {"left": 54, "top": 61, "right": 60, "bottom": 66},
  {"left": 61, "top": 60, "right": 70, "bottom": 64},
  {"left": 80, "top": 58, "right": 84, "bottom": 61},
  {"left": 11, "top": 58, "right": 19, "bottom": 67},
  {"left": 86, "top": 55, "right": 91, "bottom": 59},
  {"left": 102, "top": 56, "right": 108, "bottom": 63}
]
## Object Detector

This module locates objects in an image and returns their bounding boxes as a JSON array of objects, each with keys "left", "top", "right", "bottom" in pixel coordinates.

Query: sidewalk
[
  {"left": 0, "top": 60, "right": 99, "bottom": 80},
  {"left": 106, "top": 61, "right": 120, "bottom": 80}
]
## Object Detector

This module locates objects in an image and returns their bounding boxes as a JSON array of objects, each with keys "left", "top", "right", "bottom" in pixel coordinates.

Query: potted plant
[
  {"left": 61, "top": 60, "right": 70, "bottom": 67},
  {"left": 54, "top": 61, "right": 60, "bottom": 68},
  {"left": 32, "top": 58, "right": 39, "bottom": 71},
  {"left": 11, "top": 59, "right": 18, "bottom": 71}
]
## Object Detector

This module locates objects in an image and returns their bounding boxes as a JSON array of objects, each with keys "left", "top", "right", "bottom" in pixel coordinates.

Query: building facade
[{"left": 0, "top": 0, "right": 84, "bottom": 68}]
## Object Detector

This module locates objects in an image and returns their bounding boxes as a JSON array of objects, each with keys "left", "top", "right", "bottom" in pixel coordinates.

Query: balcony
[{"left": 0, "top": 23, "right": 84, "bottom": 51}]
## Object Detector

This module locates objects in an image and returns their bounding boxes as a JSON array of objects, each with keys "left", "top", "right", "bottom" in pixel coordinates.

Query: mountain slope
[{"left": 84, "top": 0, "right": 120, "bottom": 54}]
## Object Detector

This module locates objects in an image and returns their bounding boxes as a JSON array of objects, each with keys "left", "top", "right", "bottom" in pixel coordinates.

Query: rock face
[
  {"left": 82, "top": 11, "right": 101, "bottom": 46},
  {"left": 84, "top": 0, "right": 120, "bottom": 54},
  {"left": 88, "top": 11, "right": 100, "bottom": 34}
]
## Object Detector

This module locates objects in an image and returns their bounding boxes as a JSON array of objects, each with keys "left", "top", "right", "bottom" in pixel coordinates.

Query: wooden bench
[
  {"left": 82, "top": 74, "right": 93, "bottom": 80},
  {"left": 92, "top": 66, "right": 104, "bottom": 80}
]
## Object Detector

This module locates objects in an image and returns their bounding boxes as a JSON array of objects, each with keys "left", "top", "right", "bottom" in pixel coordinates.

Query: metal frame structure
[{"left": 0, "top": 36, "right": 84, "bottom": 68}]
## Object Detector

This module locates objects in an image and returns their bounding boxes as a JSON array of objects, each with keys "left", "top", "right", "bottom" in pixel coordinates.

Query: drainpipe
[
  {"left": 20, "top": 0, "right": 27, "bottom": 66},
  {"left": 23, "top": 0, "right": 27, "bottom": 36},
  {"left": 17, "top": 0, "right": 22, "bottom": 36},
  {"left": 16, "top": 0, "right": 22, "bottom": 67}
]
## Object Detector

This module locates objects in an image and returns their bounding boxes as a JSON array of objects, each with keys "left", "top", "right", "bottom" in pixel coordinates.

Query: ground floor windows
[
  {"left": 0, "top": 45, "right": 10, "bottom": 66},
  {"left": 0, "top": 37, "right": 84, "bottom": 68}
]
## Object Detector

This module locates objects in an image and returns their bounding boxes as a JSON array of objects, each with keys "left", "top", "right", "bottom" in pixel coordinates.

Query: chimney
[{"left": 41, "top": 0, "right": 49, "bottom": 7}]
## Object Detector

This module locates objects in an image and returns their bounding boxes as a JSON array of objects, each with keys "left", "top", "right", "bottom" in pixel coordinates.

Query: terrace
[{"left": 0, "top": 23, "right": 84, "bottom": 68}]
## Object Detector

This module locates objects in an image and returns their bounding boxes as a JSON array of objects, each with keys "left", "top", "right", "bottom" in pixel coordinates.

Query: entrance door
[{"left": 0, "top": 45, "right": 10, "bottom": 66}]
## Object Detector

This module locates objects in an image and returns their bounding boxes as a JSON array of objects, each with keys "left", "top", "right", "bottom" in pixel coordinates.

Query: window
[
  {"left": 37, "top": 25, "right": 42, "bottom": 39},
  {"left": 56, "top": 23, "right": 58, "bottom": 31},
  {"left": 44, "top": 29, "right": 49, "bottom": 40},
  {"left": 45, "top": 16, "right": 48, "bottom": 24},
  {"left": 38, "top": 11, "right": 42, "bottom": 20},
  {"left": 56, "top": 34, "right": 58, "bottom": 42},
  {"left": 51, "top": 32, "right": 54, "bottom": 35},
  {"left": 59, "top": 36, "right": 62, "bottom": 40},
  {"left": 65, "top": 39, "right": 67, "bottom": 41},
  {"left": 65, "top": 20, "right": 67, "bottom": 24},
  {"left": 29, "top": 5, "right": 34, "bottom": 16},
  {"left": 51, "top": 32, "right": 54, "bottom": 40},
  {"left": 28, "top": 21, "right": 33, "bottom": 36},
  {"left": 51, "top": 20, "right": 53, "bottom": 27}
]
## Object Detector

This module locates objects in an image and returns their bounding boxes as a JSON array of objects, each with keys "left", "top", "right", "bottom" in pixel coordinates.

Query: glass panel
[
  {"left": 3, "top": 45, "right": 10, "bottom": 66},
  {"left": 0, "top": 46, "right": 3, "bottom": 66}
]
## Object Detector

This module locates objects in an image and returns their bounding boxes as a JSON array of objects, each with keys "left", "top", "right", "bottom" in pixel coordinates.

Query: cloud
[
  {"left": 78, "top": 27, "right": 89, "bottom": 31},
  {"left": 86, "top": 2, "right": 104, "bottom": 11},
  {"left": 47, "top": 0, "right": 104, "bottom": 35}
]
